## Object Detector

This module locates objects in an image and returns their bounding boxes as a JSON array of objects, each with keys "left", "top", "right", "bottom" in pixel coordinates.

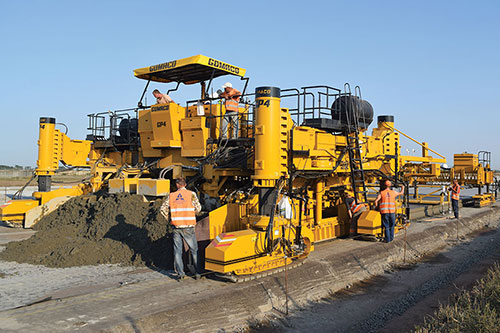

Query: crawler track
[{"left": 215, "top": 259, "right": 306, "bottom": 283}]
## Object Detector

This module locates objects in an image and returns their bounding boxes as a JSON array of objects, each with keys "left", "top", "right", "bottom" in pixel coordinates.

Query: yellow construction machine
[
  {"left": 400, "top": 150, "right": 497, "bottom": 207},
  {"left": 1, "top": 55, "right": 497, "bottom": 278},
  {"left": 1, "top": 55, "right": 250, "bottom": 227},
  {"left": 0, "top": 117, "right": 92, "bottom": 227}
]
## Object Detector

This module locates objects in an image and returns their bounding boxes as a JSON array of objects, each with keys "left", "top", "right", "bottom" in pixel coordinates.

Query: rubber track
[{"left": 216, "top": 259, "right": 306, "bottom": 283}]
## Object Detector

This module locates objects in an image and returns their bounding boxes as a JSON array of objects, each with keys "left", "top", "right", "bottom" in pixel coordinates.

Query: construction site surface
[{"left": 0, "top": 204, "right": 499, "bottom": 332}]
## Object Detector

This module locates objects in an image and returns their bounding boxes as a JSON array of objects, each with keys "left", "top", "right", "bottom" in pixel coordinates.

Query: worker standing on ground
[
  {"left": 374, "top": 180, "right": 405, "bottom": 243},
  {"left": 345, "top": 192, "right": 367, "bottom": 236},
  {"left": 152, "top": 89, "right": 175, "bottom": 104},
  {"left": 448, "top": 179, "right": 461, "bottom": 219},
  {"left": 218, "top": 82, "right": 241, "bottom": 139},
  {"left": 160, "top": 177, "right": 202, "bottom": 280}
]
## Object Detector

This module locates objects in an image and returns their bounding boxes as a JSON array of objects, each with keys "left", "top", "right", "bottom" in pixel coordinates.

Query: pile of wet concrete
[{"left": 0, "top": 193, "right": 173, "bottom": 268}]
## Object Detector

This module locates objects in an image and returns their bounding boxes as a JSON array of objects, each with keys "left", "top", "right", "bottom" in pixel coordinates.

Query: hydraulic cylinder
[
  {"left": 36, "top": 117, "right": 58, "bottom": 191},
  {"left": 252, "top": 86, "right": 281, "bottom": 188}
]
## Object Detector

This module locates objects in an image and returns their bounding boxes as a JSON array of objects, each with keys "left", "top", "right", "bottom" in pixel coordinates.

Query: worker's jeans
[
  {"left": 173, "top": 227, "right": 199, "bottom": 276},
  {"left": 452, "top": 199, "right": 459, "bottom": 219},
  {"left": 381, "top": 213, "right": 396, "bottom": 242},
  {"left": 221, "top": 111, "right": 238, "bottom": 139}
]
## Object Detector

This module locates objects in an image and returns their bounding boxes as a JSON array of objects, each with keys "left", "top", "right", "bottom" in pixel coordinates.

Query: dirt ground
[
  {"left": 250, "top": 226, "right": 500, "bottom": 333},
  {"left": 0, "top": 204, "right": 498, "bottom": 332}
]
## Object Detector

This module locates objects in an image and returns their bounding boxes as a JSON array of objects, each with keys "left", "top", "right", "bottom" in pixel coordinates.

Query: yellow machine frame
[{"left": 1, "top": 56, "right": 496, "bottom": 278}]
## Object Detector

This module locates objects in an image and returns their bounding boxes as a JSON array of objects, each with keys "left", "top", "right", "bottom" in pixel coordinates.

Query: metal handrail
[{"left": 87, "top": 108, "right": 138, "bottom": 144}]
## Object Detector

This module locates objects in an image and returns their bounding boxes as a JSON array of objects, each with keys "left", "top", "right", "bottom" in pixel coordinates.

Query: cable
[
  {"left": 264, "top": 177, "right": 286, "bottom": 253},
  {"left": 12, "top": 172, "right": 36, "bottom": 199},
  {"left": 134, "top": 159, "right": 160, "bottom": 178},
  {"left": 56, "top": 123, "right": 68, "bottom": 135}
]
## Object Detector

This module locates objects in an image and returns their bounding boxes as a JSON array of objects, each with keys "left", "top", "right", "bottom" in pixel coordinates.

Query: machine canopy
[{"left": 134, "top": 55, "right": 246, "bottom": 84}]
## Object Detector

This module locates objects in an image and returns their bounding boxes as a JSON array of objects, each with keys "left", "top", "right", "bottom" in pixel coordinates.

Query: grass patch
[{"left": 414, "top": 262, "right": 500, "bottom": 332}]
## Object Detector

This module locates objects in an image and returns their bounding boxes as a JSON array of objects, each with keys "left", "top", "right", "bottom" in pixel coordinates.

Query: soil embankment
[{"left": 0, "top": 193, "right": 172, "bottom": 268}]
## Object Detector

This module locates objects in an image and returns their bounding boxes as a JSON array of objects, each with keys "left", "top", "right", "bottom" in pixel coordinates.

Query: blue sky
[{"left": 1, "top": 1, "right": 499, "bottom": 168}]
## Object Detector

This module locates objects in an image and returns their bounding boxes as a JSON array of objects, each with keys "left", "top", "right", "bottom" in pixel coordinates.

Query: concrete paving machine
[{"left": 1, "top": 55, "right": 496, "bottom": 278}]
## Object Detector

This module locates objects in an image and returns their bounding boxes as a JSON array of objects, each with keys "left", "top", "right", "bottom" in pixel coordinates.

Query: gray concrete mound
[{"left": 0, "top": 193, "right": 173, "bottom": 269}]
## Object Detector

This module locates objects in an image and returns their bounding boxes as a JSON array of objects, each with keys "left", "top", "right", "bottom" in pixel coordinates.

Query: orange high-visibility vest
[
  {"left": 169, "top": 188, "right": 196, "bottom": 227},
  {"left": 349, "top": 199, "right": 365, "bottom": 215},
  {"left": 379, "top": 189, "right": 397, "bottom": 214},
  {"left": 451, "top": 184, "right": 461, "bottom": 200},
  {"left": 225, "top": 98, "right": 239, "bottom": 112}
]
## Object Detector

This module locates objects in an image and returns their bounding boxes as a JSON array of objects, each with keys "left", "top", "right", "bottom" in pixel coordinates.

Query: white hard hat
[{"left": 222, "top": 82, "right": 232, "bottom": 89}]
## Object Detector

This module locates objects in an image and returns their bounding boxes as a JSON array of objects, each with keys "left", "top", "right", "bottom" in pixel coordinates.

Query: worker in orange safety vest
[
  {"left": 448, "top": 179, "right": 461, "bottom": 219},
  {"left": 218, "top": 82, "right": 241, "bottom": 139},
  {"left": 345, "top": 192, "right": 367, "bottom": 236},
  {"left": 160, "top": 177, "right": 202, "bottom": 280},
  {"left": 374, "top": 179, "right": 405, "bottom": 243}
]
